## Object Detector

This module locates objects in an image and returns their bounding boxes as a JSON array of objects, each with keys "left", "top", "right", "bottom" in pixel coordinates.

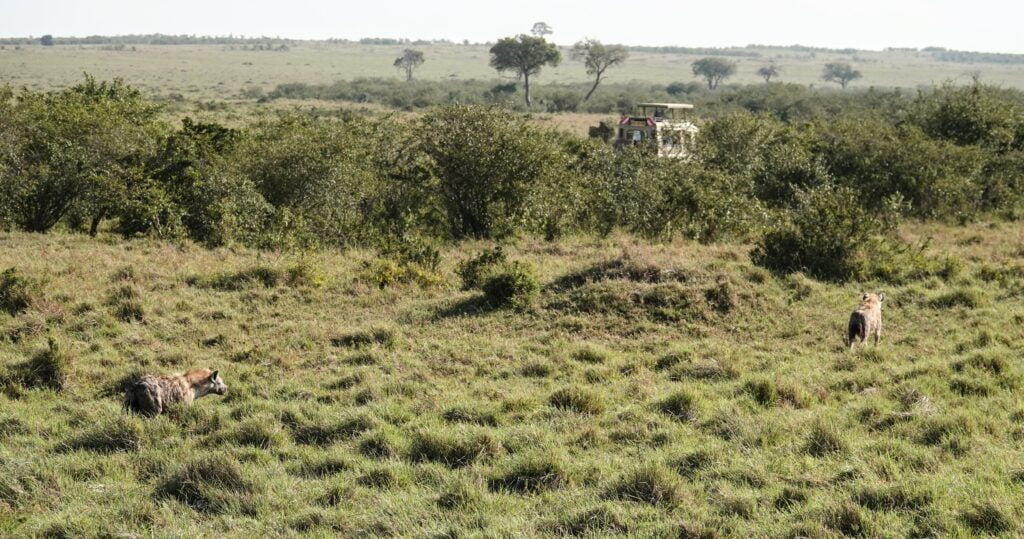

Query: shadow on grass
[{"left": 432, "top": 294, "right": 500, "bottom": 320}]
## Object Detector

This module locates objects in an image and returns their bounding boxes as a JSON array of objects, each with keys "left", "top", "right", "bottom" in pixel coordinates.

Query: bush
[
  {"left": 481, "top": 262, "right": 539, "bottom": 309},
  {"left": 753, "top": 183, "right": 898, "bottom": 281},
  {"left": 0, "top": 268, "right": 36, "bottom": 315},
  {"left": 418, "top": 105, "right": 567, "bottom": 239},
  {"left": 457, "top": 246, "right": 507, "bottom": 290}
]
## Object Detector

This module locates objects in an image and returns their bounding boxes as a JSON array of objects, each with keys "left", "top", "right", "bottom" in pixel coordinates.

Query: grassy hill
[{"left": 2, "top": 221, "right": 1023, "bottom": 536}]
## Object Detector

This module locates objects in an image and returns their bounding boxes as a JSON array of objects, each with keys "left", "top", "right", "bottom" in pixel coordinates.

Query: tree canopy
[
  {"left": 393, "top": 49, "right": 425, "bottom": 81},
  {"left": 757, "top": 64, "right": 780, "bottom": 83},
  {"left": 822, "top": 63, "right": 862, "bottom": 88},
  {"left": 489, "top": 35, "right": 561, "bottom": 107},
  {"left": 692, "top": 58, "right": 736, "bottom": 90},
  {"left": 571, "top": 39, "right": 629, "bottom": 101},
  {"left": 530, "top": 22, "right": 553, "bottom": 37}
]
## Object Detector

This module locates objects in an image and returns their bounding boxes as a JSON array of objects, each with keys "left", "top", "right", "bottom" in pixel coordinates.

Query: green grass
[{"left": 1, "top": 222, "right": 1024, "bottom": 535}]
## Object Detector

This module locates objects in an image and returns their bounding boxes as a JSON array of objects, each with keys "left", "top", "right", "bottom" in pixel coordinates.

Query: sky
[{"left": 1, "top": 0, "right": 1021, "bottom": 53}]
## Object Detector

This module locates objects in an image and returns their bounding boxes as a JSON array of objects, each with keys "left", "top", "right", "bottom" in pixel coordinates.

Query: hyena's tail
[{"left": 848, "top": 312, "right": 867, "bottom": 349}]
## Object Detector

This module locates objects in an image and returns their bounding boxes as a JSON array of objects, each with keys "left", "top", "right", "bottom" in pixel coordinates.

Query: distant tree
[
  {"left": 489, "top": 35, "right": 561, "bottom": 107},
  {"left": 571, "top": 39, "right": 629, "bottom": 101},
  {"left": 530, "top": 22, "right": 553, "bottom": 37},
  {"left": 393, "top": 49, "right": 425, "bottom": 81},
  {"left": 40, "top": 35, "right": 54, "bottom": 46},
  {"left": 822, "top": 62, "right": 862, "bottom": 88},
  {"left": 666, "top": 82, "right": 697, "bottom": 96},
  {"left": 691, "top": 57, "right": 736, "bottom": 90},
  {"left": 757, "top": 64, "right": 780, "bottom": 83}
]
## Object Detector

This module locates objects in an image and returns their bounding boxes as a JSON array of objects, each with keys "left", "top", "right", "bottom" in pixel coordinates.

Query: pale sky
[{"left": 1, "top": 0, "right": 1021, "bottom": 53}]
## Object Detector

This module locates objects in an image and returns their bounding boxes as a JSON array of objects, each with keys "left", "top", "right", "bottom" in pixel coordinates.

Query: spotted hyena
[
  {"left": 125, "top": 368, "right": 227, "bottom": 416},
  {"left": 848, "top": 293, "right": 885, "bottom": 350}
]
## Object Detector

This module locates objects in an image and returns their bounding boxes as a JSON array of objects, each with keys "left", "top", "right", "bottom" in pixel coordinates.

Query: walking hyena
[
  {"left": 848, "top": 293, "right": 885, "bottom": 350},
  {"left": 125, "top": 368, "right": 227, "bottom": 416}
]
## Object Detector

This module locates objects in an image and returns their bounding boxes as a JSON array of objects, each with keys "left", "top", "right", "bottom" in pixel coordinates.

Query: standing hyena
[
  {"left": 125, "top": 368, "right": 227, "bottom": 416},
  {"left": 848, "top": 293, "right": 885, "bottom": 350}
]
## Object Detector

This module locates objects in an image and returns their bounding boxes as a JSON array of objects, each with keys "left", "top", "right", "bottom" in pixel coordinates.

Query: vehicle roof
[{"left": 636, "top": 103, "right": 694, "bottom": 109}]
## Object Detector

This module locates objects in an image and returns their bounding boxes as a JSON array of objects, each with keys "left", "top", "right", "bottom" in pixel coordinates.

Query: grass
[
  {"left": 0, "top": 221, "right": 1023, "bottom": 535},
  {"left": 4, "top": 42, "right": 1024, "bottom": 138}
]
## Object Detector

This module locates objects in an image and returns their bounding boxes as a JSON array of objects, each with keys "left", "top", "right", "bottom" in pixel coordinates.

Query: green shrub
[
  {"left": 457, "top": 246, "right": 507, "bottom": 290},
  {"left": 753, "top": 183, "right": 896, "bottom": 281},
  {"left": 481, "top": 262, "right": 539, "bottom": 309},
  {"left": 0, "top": 268, "right": 36, "bottom": 315},
  {"left": 418, "top": 105, "right": 567, "bottom": 239}
]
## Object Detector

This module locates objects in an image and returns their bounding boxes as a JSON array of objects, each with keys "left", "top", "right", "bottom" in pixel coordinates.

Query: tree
[
  {"left": 571, "top": 39, "right": 629, "bottom": 101},
  {"left": 530, "top": 22, "right": 553, "bottom": 37},
  {"left": 822, "top": 63, "right": 862, "bottom": 88},
  {"left": 393, "top": 49, "right": 425, "bottom": 81},
  {"left": 691, "top": 58, "right": 736, "bottom": 90},
  {"left": 418, "top": 105, "right": 566, "bottom": 238},
  {"left": 0, "top": 76, "right": 163, "bottom": 234},
  {"left": 489, "top": 35, "right": 561, "bottom": 107},
  {"left": 757, "top": 64, "right": 780, "bottom": 83},
  {"left": 40, "top": 35, "right": 54, "bottom": 46}
]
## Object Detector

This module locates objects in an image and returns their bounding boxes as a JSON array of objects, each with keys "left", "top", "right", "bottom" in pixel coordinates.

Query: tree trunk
[
  {"left": 524, "top": 72, "right": 532, "bottom": 107},
  {"left": 584, "top": 72, "right": 603, "bottom": 101},
  {"left": 406, "top": 66, "right": 413, "bottom": 81},
  {"left": 89, "top": 211, "right": 105, "bottom": 237}
]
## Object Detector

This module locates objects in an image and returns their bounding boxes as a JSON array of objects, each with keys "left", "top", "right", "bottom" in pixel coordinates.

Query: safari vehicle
[{"left": 614, "top": 102, "right": 698, "bottom": 158}]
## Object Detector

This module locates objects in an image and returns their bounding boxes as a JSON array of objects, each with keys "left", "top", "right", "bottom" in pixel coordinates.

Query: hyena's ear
[
  {"left": 862, "top": 293, "right": 868, "bottom": 300},
  {"left": 878, "top": 293, "right": 885, "bottom": 302},
  {"left": 212, "top": 370, "right": 220, "bottom": 381}
]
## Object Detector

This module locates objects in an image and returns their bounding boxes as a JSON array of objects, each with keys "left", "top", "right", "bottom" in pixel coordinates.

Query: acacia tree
[
  {"left": 757, "top": 64, "right": 780, "bottom": 83},
  {"left": 822, "top": 62, "right": 862, "bottom": 88},
  {"left": 530, "top": 22, "right": 553, "bottom": 37},
  {"left": 691, "top": 57, "right": 736, "bottom": 90},
  {"left": 571, "top": 39, "right": 629, "bottom": 101},
  {"left": 393, "top": 49, "right": 425, "bottom": 81},
  {"left": 489, "top": 35, "right": 561, "bottom": 107}
]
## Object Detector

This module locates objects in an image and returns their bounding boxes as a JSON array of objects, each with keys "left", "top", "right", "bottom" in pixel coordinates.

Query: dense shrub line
[{"left": 1, "top": 77, "right": 1023, "bottom": 281}]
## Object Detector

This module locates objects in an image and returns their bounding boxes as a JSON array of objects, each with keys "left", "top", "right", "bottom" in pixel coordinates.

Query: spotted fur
[
  {"left": 125, "top": 368, "right": 227, "bottom": 416},
  {"left": 848, "top": 293, "right": 885, "bottom": 350}
]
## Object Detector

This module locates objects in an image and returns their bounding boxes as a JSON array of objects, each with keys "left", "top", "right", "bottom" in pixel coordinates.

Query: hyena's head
[
  {"left": 188, "top": 368, "right": 228, "bottom": 397},
  {"left": 861, "top": 292, "right": 885, "bottom": 305},
  {"left": 207, "top": 370, "right": 228, "bottom": 395}
]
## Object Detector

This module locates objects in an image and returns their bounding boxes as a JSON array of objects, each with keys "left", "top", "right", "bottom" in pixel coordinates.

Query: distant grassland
[{"left": 3, "top": 42, "right": 1024, "bottom": 102}]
